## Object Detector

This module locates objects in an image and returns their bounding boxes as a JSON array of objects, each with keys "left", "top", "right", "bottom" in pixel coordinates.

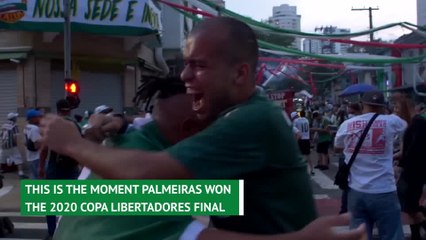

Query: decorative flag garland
[
  {"left": 157, "top": 0, "right": 215, "bottom": 17},
  {"left": 163, "top": 0, "right": 426, "bottom": 64},
  {"left": 160, "top": 0, "right": 426, "bottom": 92},
  {"left": 329, "top": 39, "right": 426, "bottom": 49},
  {"left": 198, "top": 0, "right": 421, "bottom": 40}
]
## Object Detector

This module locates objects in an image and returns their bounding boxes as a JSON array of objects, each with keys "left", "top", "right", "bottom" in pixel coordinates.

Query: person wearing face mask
[{"left": 338, "top": 103, "right": 362, "bottom": 214}]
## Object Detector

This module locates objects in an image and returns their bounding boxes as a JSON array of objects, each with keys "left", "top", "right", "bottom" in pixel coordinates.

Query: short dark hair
[
  {"left": 191, "top": 17, "right": 259, "bottom": 73},
  {"left": 74, "top": 114, "right": 83, "bottom": 122},
  {"left": 133, "top": 76, "right": 186, "bottom": 113},
  {"left": 56, "top": 99, "right": 71, "bottom": 113},
  {"left": 348, "top": 103, "right": 362, "bottom": 113},
  {"left": 300, "top": 110, "right": 306, "bottom": 117}
]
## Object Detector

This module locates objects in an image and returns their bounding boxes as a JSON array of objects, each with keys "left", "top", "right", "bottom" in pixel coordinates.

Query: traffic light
[
  {"left": 65, "top": 79, "right": 79, "bottom": 94},
  {"left": 64, "top": 78, "right": 80, "bottom": 109}
]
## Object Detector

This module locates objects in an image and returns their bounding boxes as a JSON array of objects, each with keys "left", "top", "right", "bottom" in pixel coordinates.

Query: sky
[{"left": 225, "top": 0, "right": 417, "bottom": 41}]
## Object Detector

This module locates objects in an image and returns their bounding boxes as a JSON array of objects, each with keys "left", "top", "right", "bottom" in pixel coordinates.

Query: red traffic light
[{"left": 65, "top": 79, "right": 79, "bottom": 95}]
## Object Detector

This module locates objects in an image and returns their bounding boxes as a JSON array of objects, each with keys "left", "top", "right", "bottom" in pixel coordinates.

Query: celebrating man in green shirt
[
  {"left": 41, "top": 17, "right": 365, "bottom": 239},
  {"left": 55, "top": 76, "right": 365, "bottom": 240}
]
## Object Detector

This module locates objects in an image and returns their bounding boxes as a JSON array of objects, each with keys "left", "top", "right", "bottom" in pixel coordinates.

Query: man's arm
[
  {"left": 38, "top": 146, "right": 48, "bottom": 179},
  {"left": 68, "top": 138, "right": 191, "bottom": 179},
  {"left": 333, "top": 122, "right": 346, "bottom": 154},
  {"left": 40, "top": 114, "right": 191, "bottom": 179},
  {"left": 293, "top": 127, "right": 301, "bottom": 140},
  {"left": 389, "top": 114, "right": 407, "bottom": 135}
]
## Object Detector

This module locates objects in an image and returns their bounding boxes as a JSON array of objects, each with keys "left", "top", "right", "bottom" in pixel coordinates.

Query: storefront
[
  {"left": 0, "top": 64, "right": 18, "bottom": 120},
  {"left": 0, "top": 0, "right": 162, "bottom": 118}
]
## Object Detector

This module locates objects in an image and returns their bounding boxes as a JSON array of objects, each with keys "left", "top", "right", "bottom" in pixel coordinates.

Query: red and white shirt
[{"left": 335, "top": 113, "right": 407, "bottom": 193}]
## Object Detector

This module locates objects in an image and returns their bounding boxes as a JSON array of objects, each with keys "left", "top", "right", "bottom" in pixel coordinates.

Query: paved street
[
  {"left": 0, "top": 173, "right": 47, "bottom": 239},
  {"left": 311, "top": 154, "right": 418, "bottom": 239},
  {"left": 0, "top": 154, "right": 420, "bottom": 239}
]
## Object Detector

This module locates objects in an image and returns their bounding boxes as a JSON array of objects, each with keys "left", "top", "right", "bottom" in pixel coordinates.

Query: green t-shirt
[
  {"left": 168, "top": 92, "right": 317, "bottom": 234},
  {"left": 53, "top": 122, "right": 192, "bottom": 240},
  {"left": 318, "top": 118, "right": 332, "bottom": 143}
]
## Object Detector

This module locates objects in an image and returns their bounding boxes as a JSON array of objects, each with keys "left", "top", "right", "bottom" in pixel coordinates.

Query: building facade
[
  {"left": 418, "top": 0, "right": 426, "bottom": 26},
  {"left": 0, "top": 0, "right": 163, "bottom": 121},
  {"left": 302, "top": 39, "right": 321, "bottom": 54},
  {"left": 303, "top": 26, "right": 351, "bottom": 54},
  {"left": 268, "top": 4, "right": 301, "bottom": 50}
]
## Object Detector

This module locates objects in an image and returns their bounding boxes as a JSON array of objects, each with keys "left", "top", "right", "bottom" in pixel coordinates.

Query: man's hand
[
  {"left": 40, "top": 114, "right": 83, "bottom": 155},
  {"left": 394, "top": 166, "right": 402, "bottom": 182},
  {"left": 100, "top": 114, "right": 126, "bottom": 136},
  {"left": 82, "top": 114, "right": 126, "bottom": 143},
  {"left": 89, "top": 114, "right": 126, "bottom": 134},
  {"left": 297, "top": 213, "right": 366, "bottom": 240},
  {"left": 38, "top": 167, "right": 45, "bottom": 179}
]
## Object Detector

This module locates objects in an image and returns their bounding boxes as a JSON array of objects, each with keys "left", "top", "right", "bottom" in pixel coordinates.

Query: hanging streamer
[
  {"left": 259, "top": 57, "right": 344, "bottom": 69},
  {"left": 259, "top": 40, "right": 426, "bottom": 64},
  {"left": 198, "top": 0, "right": 414, "bottom": 39},
  {"left": 158, "top": 0, "right": 215, "bottom": 17},
  {"left": 329, "top": 39, "right": 426, "bottom": 49},
  {"left": 187, "top": 0, "right": 218, "bottom": 16},
  {"left": 171, "top": 4, "right": 426, "bottom": 64},
  {"left": 256, "top": 64, "right": 266, "bottom": 85}
]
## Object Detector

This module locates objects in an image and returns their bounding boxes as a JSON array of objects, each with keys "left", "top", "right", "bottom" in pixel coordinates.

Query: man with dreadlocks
[
  {"left": 42, "top": 17, "right": 366, "bottom": 240},
  {"left": 53, "top": 76, "right": 198, "bottom": 240}
]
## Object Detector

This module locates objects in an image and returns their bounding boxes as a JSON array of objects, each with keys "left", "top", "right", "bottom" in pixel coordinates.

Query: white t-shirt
[
  {"left": 24, "top": 124, "right": 41, "bottom": 161},
  {"left": 293, "top": 117, "right": 310, "bottom": 140},
  {"left": 334, "top": 113, "right": 407, "bottom": 193},
  {"left": 132, "top": 114, "right": 153, "bottom": 129},
  {"left": 78, "top": 167, "right": 91, "bottom": 180},
  {"left": 292, "top": 126, "right": 300, "bottom": 135}
]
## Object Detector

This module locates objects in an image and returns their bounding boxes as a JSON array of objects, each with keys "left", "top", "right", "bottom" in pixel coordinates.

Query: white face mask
[{"left": 348, "top": 114, "right": 355, "bottom": 119}]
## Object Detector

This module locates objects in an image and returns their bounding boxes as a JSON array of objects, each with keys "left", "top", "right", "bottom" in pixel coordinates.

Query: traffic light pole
[
  {"left": 63, "top": 0, "right": 71, "bottom": 80},
  {"left": 63, "top": 0, "right": 80, "bottom": 108}
]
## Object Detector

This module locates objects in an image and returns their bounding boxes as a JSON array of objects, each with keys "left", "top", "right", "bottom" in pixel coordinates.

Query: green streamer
[
  {"left": 312, "top": 72, "right": 347, "bottom": 83},
  {"left": 198, "top": 0, "right": 412, "bottom": 39},
  {"left": 171, "top": 3, "right": 426, "bottom": 64},
  {"left": 258, "top": 40, "right": 426, "bottom": 64}
]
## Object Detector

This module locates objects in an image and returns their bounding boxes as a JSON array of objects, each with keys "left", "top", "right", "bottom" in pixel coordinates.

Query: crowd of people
[
  {"left": 0, "top": 16, "right": 425, "bottom": 240},
  {"left": 291, "top": 92, "right": 426, "bottom": 239}
]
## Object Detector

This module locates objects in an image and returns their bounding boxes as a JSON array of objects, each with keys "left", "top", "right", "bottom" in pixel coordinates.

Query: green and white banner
[
  {"left": 21, "top": 180, "right": 244, "bottom": 216},
  {"left": 0, "top": 0, "right": 161, "bottom": 36}
]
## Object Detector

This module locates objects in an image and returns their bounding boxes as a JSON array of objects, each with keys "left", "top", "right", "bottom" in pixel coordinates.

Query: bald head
[{"left": 190, "top": 17, "right": 259, "bottom": 74}]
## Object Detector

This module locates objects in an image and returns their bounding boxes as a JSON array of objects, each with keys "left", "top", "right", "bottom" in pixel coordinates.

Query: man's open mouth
[{"left": 192, "top": 93, "right": 205, "bottom": 112}]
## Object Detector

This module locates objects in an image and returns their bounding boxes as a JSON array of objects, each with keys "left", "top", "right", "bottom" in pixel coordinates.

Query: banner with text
[
  {"left": 21, "top": 180, "right": 244, "bottom": 216},
  {"left": 267, "top": 90, "right": 294, "bottom": 114},
  {"left": 0, "top": 0, "right": 161, "bottom": 36}
]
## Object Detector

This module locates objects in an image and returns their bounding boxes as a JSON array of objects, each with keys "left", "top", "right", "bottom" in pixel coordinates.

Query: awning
[{"left": 0, "top": 52, "right": 27, "bottom": 60}]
